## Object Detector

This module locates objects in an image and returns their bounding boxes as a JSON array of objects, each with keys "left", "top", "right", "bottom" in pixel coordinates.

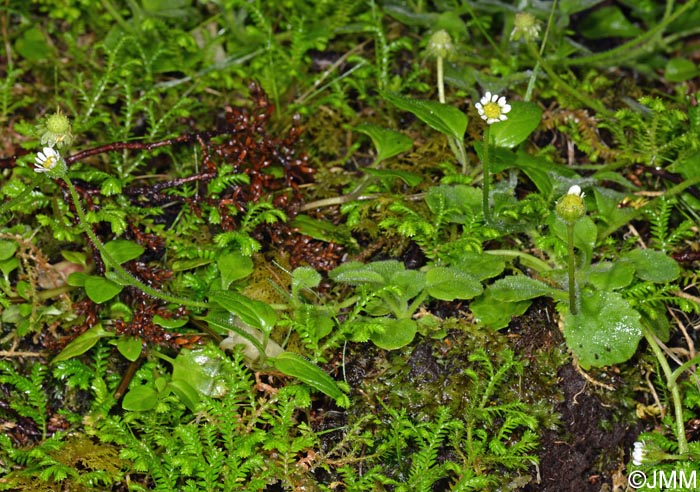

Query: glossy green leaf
[
  {"left": 425, "top": 184, "right": 481, "bottom": 223},
  {"left": 122, "top": 385, "right": 159, "bottom": 411},
  {"left": 623, "top": 249, "right": 680, "bottom": 283},
  {"left": 15, "top": 27, "right": 52, "bottom": 62},
  {"left": 210, "top": 290, "right": 277, "bottom": 335},
  {"left": 579, "top": 6, "right": 643, "bottom": 39},
  {"left": 115, "top": 336, "right": 142, "bottom": 362},
  {"left": 489, "top": 101, "right": 542, "bottom": 148},
  {"left": 292, "top": 266, "right": 322, "bottom": 291},
  {"left": 588, "top": 261, "right": 635, "bottom": 290},
  {"left": 84, "top": 275, "right": 123, "bottom": 303},
  {"left": 470, "top": 290, "right": 531, "bottom": 329},
  {"left": 489, "top": 275, "right": 560, "bottom": 302},
  {"left": 67, "top": 272, "right": 89, "bottom": 287},
  {"left": 355, "top": 123, "right": 413, "bottom": 164},
  {"left": 167, "top": 379, "right": 202, "bottom": 411},
  {"left": 369, "top": 318, "right": 418, "bottom": 351},
  {"left": 0, "top": 240, "right": 17, "bottom": 261},
  {"left": 290, "top": 215, "right": 356, "bottom": 246},
  {"left": 153, "top": 314, "right": 189, "bottom": 328},
  {"left": 364, "top": 168, "right": 423, "bottom": 187},
  {"left": 330, "top": 260, "right": 404, "bottom": 285},
  {"left": 451, "top": 251, "right": 506, "bottom": 281},
  {"left": 391, "top": 269, "right": 425, "bottom": 300},
  {"left": 564, "top": 290, "right": 642, "bottom": 369},
  {"left": 52, "top": 324, "right": 113, "bottom": 363},
  {"left": 665, "top": 58, "right": 698, "bottom": 82},
  {"left": 104, "top": 239, "right": 145, "bottom": 264},
  {"left": 272, "top": 351, "right": 349, "bottom": 407},
  {"left": 426, "top": 267, "right": 482, "bottom": 300},
  {"left": 218, "top": 251, "right": 254, "bottom": 289},
  {"left": 384, "top": 92, "right": 467, "bottom": 140},
  {"left": 0, "top": 257, "right": 19, "bottom": 278},
  {"left": 171, "top": 347, "right": 228, "bottom": 399}
]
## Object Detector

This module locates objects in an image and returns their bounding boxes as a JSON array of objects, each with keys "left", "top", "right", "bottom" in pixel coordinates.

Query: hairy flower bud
[
  {"left": 426, "top": 30, "right": 455, "bottom": 60},
  {"left": 510, "top": 12, "right": 542, "bottom": 42},
  {"left": 38, "top": 110, "right": 74, "bottom": 149},
  {"left": 556, "top": 185, "right": 586, "bottom": 224}
]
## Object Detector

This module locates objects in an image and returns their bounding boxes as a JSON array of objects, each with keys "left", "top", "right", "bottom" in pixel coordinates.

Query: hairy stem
[
  {"left": 482, "top": 125, "right": 491, "bottom": 222},
  {"left": 567, "top": 223, "right": 577, "bottom": 315},
  {"left": 64, "top": 176, "right": 208, "bottom": 310},
  {"left": 643, "top": 324, "right": 689, "bottom": 455}
]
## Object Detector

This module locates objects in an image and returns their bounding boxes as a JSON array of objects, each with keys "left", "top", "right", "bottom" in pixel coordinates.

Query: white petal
[
  {"left": 490, "top": 93, "right": 499, "bottom": 102},
  {"left": 502, "top": 103, "right": 512, "bottom": 113},
  {"left": 497, "top": 96, "right": 507, "bottom": 106},
  {"left": 568, "top": 185, "right": 582, "bottom": 196}
]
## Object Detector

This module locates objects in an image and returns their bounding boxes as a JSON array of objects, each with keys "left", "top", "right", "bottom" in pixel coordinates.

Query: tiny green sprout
[
  {"left": 556, "top": 185, "right": 585, "bottom": 314},
  {"left": 34, "top": 146, "right": 67, "bottom": 179},
  {"left": 510, "top": 12, "right": 541, "bottom": 43},
  {"left": 38, "top": 110, "right": 74, "bottom": 149}
]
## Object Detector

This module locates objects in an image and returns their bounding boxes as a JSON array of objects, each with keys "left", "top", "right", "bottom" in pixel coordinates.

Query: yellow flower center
[
  {"left": 483, "top": 102, "right": 502, "bottom": 120},
  {"left": 42, "top": 155, "right": 57, "bottom": 169}
]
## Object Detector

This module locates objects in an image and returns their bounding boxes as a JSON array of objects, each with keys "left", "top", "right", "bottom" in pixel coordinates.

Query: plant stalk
[
  {"left": 566, "top": 223, "right": 577, "bottom": 314},
  {"left": 643, "top": 324, "right": 689, "bottom": 455},
  {"left": 64, "top": 176, "right": 208, "bottom": 310},
  {"left": 482, "top": 125, "right": 491, "bottom": 222}
]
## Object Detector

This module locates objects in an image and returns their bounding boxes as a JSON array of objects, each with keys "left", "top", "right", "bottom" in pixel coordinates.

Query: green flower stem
[
  {"left": 524, "top": 0, "right": 557, "bottom": 102},
  {"left": 566, "top": 223, "right": 577, "bottom": 315},
  {"left": 525, "top": 43, "right": 614, "bottom": 118},
  {"left": 64, "top": 176, "right": 208, "bottom": 310},
  {"left": 436, "top": 55, "right": 445, "bottom": 104},
  {"left": 643, "top": 324, "right": 689, "bottom": 455},
  {"left": 482, "top": 125, "right": 491, "bottom": 222}
]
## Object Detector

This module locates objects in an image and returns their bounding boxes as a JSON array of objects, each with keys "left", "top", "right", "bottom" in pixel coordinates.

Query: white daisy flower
[
  {"left": 632, "top": 441, "right": 646, "bottom": 466},
  {"left": 475, "top": 92, "right": 512, "bottom": 125},
  {"left": 35, "top": 147, "right": 61, "bottom": 173}
]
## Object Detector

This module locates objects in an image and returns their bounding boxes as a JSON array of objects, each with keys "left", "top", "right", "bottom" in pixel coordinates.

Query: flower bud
[
  {"left": 426, "top": 30, "right": 455, "bottom": 60},
  {"left": 38, "top": 110, "right": 74, "bottom": 149},
  {"left": 556, "top": 185, "right": 586, "bottom": 224},
  {"left": 511, "top": 12, "right": 542, "bottom": 42}
]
